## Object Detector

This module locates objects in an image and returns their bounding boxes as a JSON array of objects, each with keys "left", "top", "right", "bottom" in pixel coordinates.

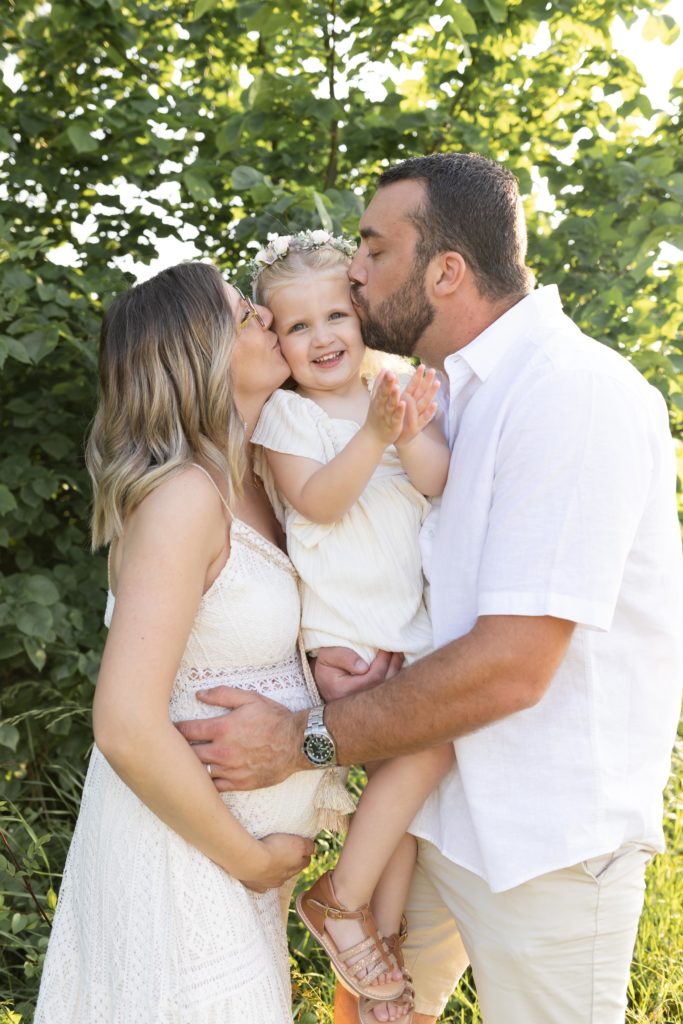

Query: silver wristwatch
[{"left": 301, "top": 706, "right": 337, "bottom": 767}]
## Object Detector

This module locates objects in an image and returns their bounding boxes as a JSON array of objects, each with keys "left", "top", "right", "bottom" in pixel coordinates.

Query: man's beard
[{"left": 352, "top": 266, "right": 435, "bottom": 358}]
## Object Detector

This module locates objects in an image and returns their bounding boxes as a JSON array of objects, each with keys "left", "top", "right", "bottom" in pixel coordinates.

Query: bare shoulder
[{"left": 125, "top": 464, "right": 229, "bottom": 556}]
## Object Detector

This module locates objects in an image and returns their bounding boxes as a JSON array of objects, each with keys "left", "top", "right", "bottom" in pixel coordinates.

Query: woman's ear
[{"left": 431, "top": 251, "right": 467, "bottom": 297}]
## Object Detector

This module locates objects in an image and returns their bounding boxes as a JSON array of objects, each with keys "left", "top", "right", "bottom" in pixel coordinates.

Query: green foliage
[{"left": 1, "top": 0, "right": 681, "bottom": 1020}]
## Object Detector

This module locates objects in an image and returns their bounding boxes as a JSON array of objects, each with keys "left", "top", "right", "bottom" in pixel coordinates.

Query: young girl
[{"left": 251, "top": 231, "right": 455, "bottom": 1024}]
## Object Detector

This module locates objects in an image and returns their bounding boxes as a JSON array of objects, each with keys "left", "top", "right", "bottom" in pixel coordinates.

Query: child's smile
[{"left": 269, "top": 271, "right": 367, "bottom": 397}]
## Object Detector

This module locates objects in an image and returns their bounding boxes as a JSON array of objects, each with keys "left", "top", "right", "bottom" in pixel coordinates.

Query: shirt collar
[{"left": 444, "top": 285, "right": 564, "bottom": 383}]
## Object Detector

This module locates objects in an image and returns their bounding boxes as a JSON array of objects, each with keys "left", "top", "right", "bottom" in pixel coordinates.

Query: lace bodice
[
  {"left": 105, "top": 517, "right": 325, "bottom": 718},
  {"left": 104, "top": 514, "right": 349, "bottom": 839}
]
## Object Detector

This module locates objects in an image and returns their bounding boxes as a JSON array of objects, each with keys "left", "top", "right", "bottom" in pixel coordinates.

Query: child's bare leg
[
  {"left": 332, "top": 744, "right": 453, "bottom": 908},
  {"left": 371, "top": 833, "right": 417, "bottom": 938},
  {"left": 321, "top": 744, "right": 454, "bottom": 994},
  {"left": 366, "top": 834, "right": 419, "bottom": 1023}
]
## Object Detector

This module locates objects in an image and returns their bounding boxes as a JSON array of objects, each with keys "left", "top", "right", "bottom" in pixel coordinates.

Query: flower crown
[{"left": 250, "top": 229, "right": 356, "bottom": 281}]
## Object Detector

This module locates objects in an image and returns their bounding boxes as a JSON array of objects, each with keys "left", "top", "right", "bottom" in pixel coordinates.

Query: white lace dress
[{"left": 35, "top": 518, "right": 349, "bottom": 1024}]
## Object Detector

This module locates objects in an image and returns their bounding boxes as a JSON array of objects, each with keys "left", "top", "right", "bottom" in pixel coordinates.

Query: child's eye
[
  {"left": 329, "top": 311, "right": 347, "bottom": 320},
  {"left": 289, "top": 322, "right": 307, "bottom": 333}
]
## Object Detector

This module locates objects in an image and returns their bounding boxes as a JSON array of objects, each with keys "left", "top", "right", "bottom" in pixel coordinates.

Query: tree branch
[{"left": 322, "top": 0, "right": 339, "bottom": 191}]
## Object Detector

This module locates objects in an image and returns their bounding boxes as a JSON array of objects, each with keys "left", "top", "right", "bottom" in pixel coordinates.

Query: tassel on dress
[{"left": 314, "top": 767, "right": 355, "bottom": 834}]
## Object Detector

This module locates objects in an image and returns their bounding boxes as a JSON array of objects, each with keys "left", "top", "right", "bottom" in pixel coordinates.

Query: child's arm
[
  {"left": 93, "top": 470, "right": 312, "bottom": 890},
  {"left": 395, "top": 366, "right": 450, "bottom": 496},
  {"left": 266, "top": 370, "right": 405, "bottom": 524}
]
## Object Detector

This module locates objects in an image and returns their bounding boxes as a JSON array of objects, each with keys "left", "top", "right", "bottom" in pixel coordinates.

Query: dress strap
[{"left": 190, "top": 462, "right": 232, "bottom": 515}]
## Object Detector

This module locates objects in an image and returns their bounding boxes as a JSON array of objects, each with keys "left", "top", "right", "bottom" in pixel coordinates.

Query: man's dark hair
[{"left": 379, "top": 153, "right": 533, "bottom": 301}]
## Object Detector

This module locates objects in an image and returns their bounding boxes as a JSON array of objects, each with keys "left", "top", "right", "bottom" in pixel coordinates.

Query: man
[{"left": 179, "top": 153, "right": 682, "bottom": 1023}]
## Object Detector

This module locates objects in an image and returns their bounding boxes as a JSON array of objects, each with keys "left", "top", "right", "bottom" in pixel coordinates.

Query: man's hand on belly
[{"left": 175, "top": 688, "right": 310, "bottom": 790}]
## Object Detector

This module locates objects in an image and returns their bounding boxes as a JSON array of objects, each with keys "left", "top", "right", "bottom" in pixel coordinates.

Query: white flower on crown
[
  {"left": 249, "top": 228, "right": 356, "bottom": 281},
  {"left": 271, "top": 235, "right": 291, "bottom": 255},
  {"left": 253, "top": 246, "right": 279, "bottom": 267}
]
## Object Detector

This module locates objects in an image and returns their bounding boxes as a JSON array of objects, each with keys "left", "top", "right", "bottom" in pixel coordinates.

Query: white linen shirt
[{"left": 412, "top": 284, "right": 683, "bottom": 893}]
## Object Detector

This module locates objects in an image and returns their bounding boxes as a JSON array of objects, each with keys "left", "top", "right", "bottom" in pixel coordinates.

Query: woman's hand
[
  {"left": 240, "top": 833, "right": 315, "bottom": 892},
  {"left": 363, "top": 369, "right": 405, "bottom": 447},
  {"left": 395, "top": 365, "right": 440, "bottom": 449}
]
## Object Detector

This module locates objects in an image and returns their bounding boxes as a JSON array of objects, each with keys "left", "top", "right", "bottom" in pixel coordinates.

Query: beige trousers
[{"left": 402, "top": 838, "right": 654, "bottom": 1023}]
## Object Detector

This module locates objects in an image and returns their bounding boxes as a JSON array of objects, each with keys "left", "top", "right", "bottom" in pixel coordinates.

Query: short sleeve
[
  {"left": 477, "top": 369, "right": 654, "bottom": 631},
  {"left": 252, "top": 389, "right": 333, "bottom": 463}
]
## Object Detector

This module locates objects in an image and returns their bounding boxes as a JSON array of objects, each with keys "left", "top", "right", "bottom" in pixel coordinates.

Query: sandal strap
[
  {"left": 337, "top": 936, "right": 376, "bottom": 964},
  {"left": 339, "top": 939, "right": 395, "bottom": 983},
  {"left": 306, "top": 897, "right": 370, "bottom": 923},
  {"left": 398, "top": 914, "right": 408, "bottom": 945},
  {"left": 381, "top": 935, "right": 414, "bottom": 992}
]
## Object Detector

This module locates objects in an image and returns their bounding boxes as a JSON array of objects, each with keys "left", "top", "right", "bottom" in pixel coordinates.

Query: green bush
[{"left": 1, "top": 1, "right": 682, "bottom": 1020}]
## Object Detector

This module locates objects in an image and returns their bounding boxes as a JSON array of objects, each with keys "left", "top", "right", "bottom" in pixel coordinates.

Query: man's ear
[{"left": 431, "top": 251, "right": 466, "bottom": 297}]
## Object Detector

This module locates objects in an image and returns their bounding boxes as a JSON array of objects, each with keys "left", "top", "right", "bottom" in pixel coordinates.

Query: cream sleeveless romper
[{"left": 252, "top": 387, "right": 434, "bottom": 664}]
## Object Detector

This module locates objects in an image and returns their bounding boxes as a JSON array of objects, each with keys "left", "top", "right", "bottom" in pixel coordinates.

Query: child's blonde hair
[
  {"left": 252, "top": 235, "right": 412, "bottom": 379},
  {"left": 253, "top": 237, "right": 351, "bottom": 307}
]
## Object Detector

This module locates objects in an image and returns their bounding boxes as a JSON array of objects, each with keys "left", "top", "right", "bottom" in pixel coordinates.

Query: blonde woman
[{"left": 35, "top": 262, "right": 351, "bottom": 1024}]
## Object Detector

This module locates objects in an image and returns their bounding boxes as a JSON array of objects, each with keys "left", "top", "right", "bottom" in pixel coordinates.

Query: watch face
[{"left": 303, "top": 733, "right": 335, "bottom": 766}]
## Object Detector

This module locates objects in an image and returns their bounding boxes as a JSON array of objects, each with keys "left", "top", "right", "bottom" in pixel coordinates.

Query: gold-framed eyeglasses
[{"left": 234, "top": 285, "right": 267, "bottom": 331}]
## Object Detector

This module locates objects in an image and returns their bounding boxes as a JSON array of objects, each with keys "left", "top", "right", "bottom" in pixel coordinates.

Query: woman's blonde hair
[{"left": 85, "top": 261, "right": 245, "bottom": 549}]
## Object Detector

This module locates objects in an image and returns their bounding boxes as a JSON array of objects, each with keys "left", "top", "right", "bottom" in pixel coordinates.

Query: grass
[
  {"left": 625, "top": 739, "right": 683, "bottom": 1024},
  {"left": 1, "top": 745, "right": 680, "bottom": 1023}
]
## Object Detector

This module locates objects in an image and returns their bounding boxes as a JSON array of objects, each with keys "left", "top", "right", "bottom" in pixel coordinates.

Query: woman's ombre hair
[{"left": 86, "top": 261, "right": 245, "bottom": 549}]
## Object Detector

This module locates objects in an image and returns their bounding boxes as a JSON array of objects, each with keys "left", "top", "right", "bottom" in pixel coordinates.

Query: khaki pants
[{"left": 402, "top": 838, "right": 654, "bottom": 1023}]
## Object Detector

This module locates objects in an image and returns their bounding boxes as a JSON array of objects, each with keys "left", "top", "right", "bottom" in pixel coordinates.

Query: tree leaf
[
  {"left": 482, "top": 0, "right": 507, "bottom": 23},
  {"left": 15, "top": 605, "right": 54, "bottom": 639},
  {"left": 21, "top": 575, "right": 60, "bottom": 606},
  {"left": 23, "top": 637, "right": 47, "bottom": 671},
  {"left": 193, "top": 0, "right": 219, "bottom": 20},
  {"left": 66, "top": 123, "right": 99, "bottom": 154},
  {"left": 182, "top": 169, "right": 216, "bottom": 202},
  {"left": 0, "top": 484, "right": 17, "bottom": 515},
  {"left": 0, "top": 723, "right": 20, "bottom": 752},
  {"left": 231, "top": 165, "right": 265, "bottom": 190},
  {"left": 446, "top": 1, "right": 477, "bottom": 35},
  {"left": 313, "top": 192, "right": 334, "bottom": 232}
]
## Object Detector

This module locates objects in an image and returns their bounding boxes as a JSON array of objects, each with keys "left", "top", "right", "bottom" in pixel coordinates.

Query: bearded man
[{"left": 179, "top": 153, "right": 682, "bottom": 1024}]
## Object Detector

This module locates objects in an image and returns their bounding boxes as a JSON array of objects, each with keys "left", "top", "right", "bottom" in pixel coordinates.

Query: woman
[{"left": 35, "top": 262, "right": 351, "bottom": 1024}]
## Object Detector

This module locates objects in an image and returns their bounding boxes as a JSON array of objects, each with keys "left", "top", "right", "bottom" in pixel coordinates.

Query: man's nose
[{"left": 348, "top": 251, "right": 366, "bottom": 286}]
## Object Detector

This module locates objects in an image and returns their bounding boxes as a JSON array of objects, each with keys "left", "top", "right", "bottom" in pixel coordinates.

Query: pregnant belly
[{"left": 221, "top": 770, "right": 324, "bottom": 839}]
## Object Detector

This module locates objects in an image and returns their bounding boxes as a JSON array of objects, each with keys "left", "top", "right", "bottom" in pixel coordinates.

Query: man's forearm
[
  {"left": 182, "top": 615, "right": 573, "bottom": 791},
  {"left": 319, "top": 615, "right": 574, "bottom": 764}
]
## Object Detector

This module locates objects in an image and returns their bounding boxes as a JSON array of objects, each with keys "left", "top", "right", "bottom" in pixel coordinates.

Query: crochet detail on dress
[{"left": 170, "top": 655, "right": 309, "bottom": 722}]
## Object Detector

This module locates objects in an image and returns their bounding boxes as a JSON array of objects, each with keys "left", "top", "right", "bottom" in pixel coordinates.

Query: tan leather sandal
[
  {"left": 296, "top": 871, "right": 406, "bottom": 1001},
  {"left": 358, "top": 918, "right": 415, "bottom": 1024}
]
